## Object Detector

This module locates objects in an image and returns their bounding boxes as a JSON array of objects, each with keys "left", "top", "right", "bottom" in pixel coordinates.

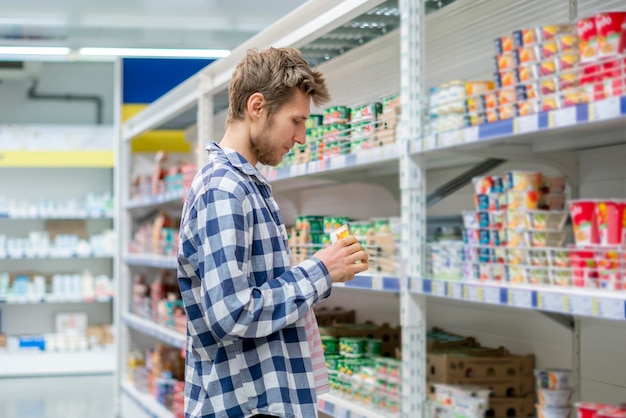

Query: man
[{"left": 177, "top": 47, "right": 369, "bottom": 418}]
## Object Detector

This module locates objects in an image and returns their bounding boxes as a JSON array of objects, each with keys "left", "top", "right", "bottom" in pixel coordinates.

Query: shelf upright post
[
  {"left": 197, "top": 72, "right": 215, "bottom": 168},
  {"left": 114, "top": 56, "right": 131, "bottom": 418},
  {"left": 399, "top": 0, "right": 426, "bottom": 416}
]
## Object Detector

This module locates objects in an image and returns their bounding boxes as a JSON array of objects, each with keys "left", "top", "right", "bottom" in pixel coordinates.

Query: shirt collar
[{"left": 206, "top": 141, "right": 269, "bottom": 185}]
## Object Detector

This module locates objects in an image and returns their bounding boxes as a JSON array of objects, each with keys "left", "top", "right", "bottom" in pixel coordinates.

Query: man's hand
[{"left": 313, "top": 235, "right": 369, "bottom": 283}]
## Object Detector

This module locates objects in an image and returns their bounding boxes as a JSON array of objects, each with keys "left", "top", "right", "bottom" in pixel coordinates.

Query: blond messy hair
[{"left": 226, "top": 47, "right": 330, "bottom": 125}]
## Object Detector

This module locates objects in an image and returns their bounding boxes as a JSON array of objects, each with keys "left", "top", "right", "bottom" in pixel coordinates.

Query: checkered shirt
[{"left": 178, "top": 142, "right": 332, "bottom": 418}]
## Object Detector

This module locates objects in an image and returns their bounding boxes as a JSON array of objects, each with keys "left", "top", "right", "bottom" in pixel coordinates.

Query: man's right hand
[{"left": 313, "top": 235, "right": 369, "bottom": 283}]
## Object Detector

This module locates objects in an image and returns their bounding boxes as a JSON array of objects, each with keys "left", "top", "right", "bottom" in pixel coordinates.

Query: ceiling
[{"left": 0, "top": 0, "right": 309, "bottom": 55}]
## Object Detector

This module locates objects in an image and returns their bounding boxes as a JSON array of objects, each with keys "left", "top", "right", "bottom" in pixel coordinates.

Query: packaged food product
[
  {"left": 330, "top": 224, "right": 352, "bottom": 243},
  {"left": 498, "top": 104, "right": 517, "bottom": 121},
  {"left": 595, "top": 200, "right": 626, "bottom": 246},
  {"left": 570, "top": 249, "right": 598, "bottom": 287},
  {"left": 506, "top": 228, "right": 525, "bottom": 247},
  {"left": 473, "top": 176, "right": 494, "bottom": 194},
  {"left": 475, "top": 194, "right": 501, "bottom": 211},
  {"left": 559, "top": 72, "right": 579, "bottom": 91},
  {"left": 466, "top": 80, "right": 495, "bottom": 96},
  {"left": 486, "top": 108, "right": 499, "bottom": 123},
  {"left": 495, "top": 35, "right": 515, "bottom": 54},
  {"left": 525, "top": 230, "right": 566, "bottom": 248},
  {"left": 495, "top": 69, "right": 517, "bottom": 88},
  {"left": 516, "top": 83, "right": 539, "bottom": 101},
  {"left": 528, "top": 248, "right": 550, "bottom": 267},
  {"left": 513, "top": 28, "right": 540, "bottom": 47},
  {"left": 489, "top": 211, "right": 505, "bottom": 230},
  {"left": 569, "top": 200, "right": 600, "bottom": 245},
  {"left": 596, "top": 12, "right": 626, "bottom": 58},
  {"left": 504, "top": 171, "right": 542, "bottom": 192},
  {"left": 563, "top": 89, "right": 585, "bottom": 107},
  {"left": 339, "top": 337, "right": 367, "bottom": 358},
  {"left": 542, "top": 96, "right": 561, "bottom": 112},
  {"left": 506, "top": 264, "right": 526, "bottom": 283},
  {"left": 497, "top": 87, "right": 517, "bottom": 106},
  {"left": 534, "top": 369, "right": 573, "bottom": 390},
  {"left": 542, "top": 24, "right": 575, "bottom": 41},
  {"left": 364, "top": 338, "right": 382, "bottom": 357},
  {"left": 541, "top": 78, "right": 559, "bottom": 95},
  {"left": 517, "top": 45, "right": 541, "bottom": 64},
  {"left": 557, "top": 33, "right": 580, "bottom": 52},
  {"left": 492, "top": 262, "right": 506, "bottom": 280},
  {"left": 325, "top": 354, "right": 343, "bottom": 373},
  {"left": 517, "top": 100, "right": 540, "bottom": 116},
  {"left": 559, "top": 53, "right": 580, "bottom": 71},
  {"left": 597, "top": 250, "right": 623, "bottom": 290},
  {"left": 542, "top": 41, "right": 559, "bottom": 59},
  {"left": 576, "top": 403, "right": 605, "bottom": 418},
  {"left": 576, "top": 17, "right": 599, "bottom": 63},
  {"left": 598, "top": 407, "right": 626, "bottom": 418},
  {"left": 517, "top": 63, "right": 541, "bottom": 83},
  {"left": 506, "top": 210, "right": 526, "bottom": 229},
  {"left": 550, "top": 268, "right": 572, "bottom": 286},
  {"left": 463, "top": 228, "right": 480, "bottom": 245},
  {"left": 537, "top": 406, "right": 572, "bottom": 418},
  {"left": 507, "top": 190, "right": 540, "bottom": 211},
  {"left": 321, "top": 335, "right": 339, "bottom": 354},
  {"left": 601, "top": 57, "right": 626, "bottom": 97},
  {"left": 549, "top": 248, "right": 571, "bottom": 268},
  {"left": 525, "top": 211, "right": 568, "bottom": 231},
  {"left": 537, "top": 389, "right": 573, "bottom": 407},
  {"left": 541, "top": 58, "right": 558, "bottom": 76},
  {"left": 541, "top": 176, "right": 567, "bottom": 194},
  {"left": 580, "top": 62, "right": 605, "bottom": 102},
  {"left": 526, "top": 266, "right": 550, "bottom": 284}
]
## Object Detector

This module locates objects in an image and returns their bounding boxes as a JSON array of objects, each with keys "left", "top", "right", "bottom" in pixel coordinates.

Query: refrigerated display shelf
[
  {"left": 259, "top": 142, "right": 402, "bottom": 183},
  {"left": 0, "top": 253, "right": 114, "bottom": 260},
  {"left": 121, "top": 381, "right": 174, "bottom": 418},
  {"left": 318, "top": 393, "right": 389, "bottom": 418},
  {"left": 126, "top": 190, "right": 186, "bottom": 210},
  {"left": 0, "top": 214, "right": 113, "bottom": 220},
  {"left": 0, "top": 298, "right": 112, "bottom": 305},
  {"left": 123, "top": 313, "right": 185, "bottom": 349},
  {"left": 410, "top": 277, "right": 626, "bottom": 321},
  {"left": 419, "top": 96, "right": 626, "bottom": 155},
  {"left": 125, "top": 254, "right": 177, "bottom": 269},
  {"left": 0, "top": 349, "right": 115, "bottom": 377},
  {"left": 334, "top": 274, "right": 401, "bottom": 292}
]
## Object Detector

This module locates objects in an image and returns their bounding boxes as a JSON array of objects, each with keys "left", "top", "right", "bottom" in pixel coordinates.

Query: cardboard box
[
  {"left": 314, "top": 307, "right": 356, "bottom": 326},
  {"left": 45, "top": 219, "right": 88, "bottom": 240},
  {"left": 427, "top": 327, "right": 479, "bottom": 351},
  {"left": 427, "top": 346, "right": 535, "bottom": 382},
  {"left": 428, "top": 374, "right": 535, "bottom": 397},
  {"left": 488, "top": 393, "right": 535, "bottom": 417}
]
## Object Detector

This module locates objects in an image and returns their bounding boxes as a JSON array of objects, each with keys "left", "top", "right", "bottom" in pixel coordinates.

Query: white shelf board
[
  {"left": 0, "top": 214, "right": 113, "bottom": 220},
  {"left": 0, "top": 253, "right": 114, "bottom": 260},
  {"left": 0, "top": 297, "right": 112, "bottom": 305},
  {"left": 124, "top": 313, "right": 185, "bottom": 349},
  {"left": 333, "top": 273, "right": 401, "bottom": 293},
  {"left": 126, "top": 190, "right": 186, "bottom": 210},
  {"left": 318, "top": 393, "right": 390, "bottom": 418},
  {"left": 125, "top": 253, "right": 177, "bottom": 269},
  {"left": 0, "top": 349, "right": 115, "bottom": 377},
  {"left": 121, "top": 381, "right": 174, "bottom": 418},
  {"left": 412, "top": 277, "right": 626, "bottom": 321}
]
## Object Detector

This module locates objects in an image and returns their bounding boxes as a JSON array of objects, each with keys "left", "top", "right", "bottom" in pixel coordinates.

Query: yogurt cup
[
  {"left": 570, "top": 200, "right": 600, "bottom": 245},
  {"left": 537, "top": 406, "right": 572, "bottom": 418},
  {"left": 537, "top": 388, "right": 573, "bottom": 408},
  {"left": 596, "top": 12, "right": 626, "bottom": 59},
  {"left": 595, "top": 200, "right": 626, "bottom": 246},
  {"left": 534, "top": 369, "right": 573, "bottom": 390},
  {"left": 576, "top": 402, "right": 605, "bottom": 418}
]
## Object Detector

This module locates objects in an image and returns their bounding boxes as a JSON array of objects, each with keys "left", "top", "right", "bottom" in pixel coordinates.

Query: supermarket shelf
[
  {"left": 318, "top": 393, "right": 389, "bottom": 418},
  {"left": 0, "top": 349, "right": 115, "bottom": 377},
  {"left": 125, "top": 254, "right": 177, "bottom": 269},
  {"left": 410, "top": 277, "right": 626, "bottom": 321},
  {"left": 121, "top": 381, "right": 174, "bottom": 418},
  {"left": 0, "top": 253, "right": 114, "bottom": 260},
  {"left": 418, "top": 96, "right": 626, "bottom": 162},
  {"left": 334, "top": 273, "right": 401, "bottom": 293},
  {"left": 0, "top": 213, "right": 113, "bottom": 220},
  {"left": 0, "top": 297, "right": 112, "bottom": 305},
  {"left": 123, "top": 313, "right": 185, "bottom": 349},
  {"left": 126, "top": 190, "right": 186, "bottom": 210}
]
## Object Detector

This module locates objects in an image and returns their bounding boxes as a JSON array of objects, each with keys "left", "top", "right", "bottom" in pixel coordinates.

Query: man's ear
[{"left": 247, "top": 93, "right": 265, "bottom": 120}]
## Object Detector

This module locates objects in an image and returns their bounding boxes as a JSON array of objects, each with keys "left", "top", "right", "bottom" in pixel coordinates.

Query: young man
[{"left": 177, "top": 47, "right": 369, "bottom": 418}]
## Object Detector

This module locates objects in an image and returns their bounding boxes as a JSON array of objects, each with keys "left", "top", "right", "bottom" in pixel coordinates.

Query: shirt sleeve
[{"left": 192, "top": 188, "right": 332, "bottom": 341}]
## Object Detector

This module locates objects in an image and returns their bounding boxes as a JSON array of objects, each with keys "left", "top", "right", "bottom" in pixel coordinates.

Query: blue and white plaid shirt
[{"left": 178, "top": 142, "right": 332, "bottom": 418}]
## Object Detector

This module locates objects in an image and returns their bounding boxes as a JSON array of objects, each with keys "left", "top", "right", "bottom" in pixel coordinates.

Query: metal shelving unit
[{"left": 118, "top": 0, "right": 626, "bottom": 416}]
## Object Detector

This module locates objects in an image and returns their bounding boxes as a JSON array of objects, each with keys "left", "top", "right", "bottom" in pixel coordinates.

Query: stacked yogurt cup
[{"left": 534, "top": 369, "right": 574, "bottom": 418}]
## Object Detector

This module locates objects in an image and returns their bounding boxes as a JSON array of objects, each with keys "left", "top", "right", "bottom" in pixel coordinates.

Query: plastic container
[
  {"left": 505, "top": 171, "right": 542, "bottom": 192},
  {"left": 507, "top": 190, "right": 540, "bottom": 211},
  {"left": 595, "top": 200, "right": 626, "bottom": 246},
  {"left": 570, "top": 249, "right": 598, "bottom": 287},
  {"left": 537, "top": 388, "right": 573, "bottom": 408},
  {"left": 576, "top": 17, "right": 599, "bottom": 63},
  {"left": 535, "top": 369, "right": 573, "bottom": 390},
  {"left": 339, "top": 337, "right": 367, "bottom": 358},
  {"left": 569, "top": 200, "right": 600, "bottom": 245},
  {"left": 596, "top": 12, "right": 626, "bottom": 59},
  {"left": 598, "top": 408, "right": 626, "bottom": 418},
  {"left": 525, "top": 211, "right": 568, "bottom": 231},
  {"left": 524, "top": 230, "right": 566, "bottom": 248},
  {"left": 321, "top": 335, "right": 339, "bottom": 355},
  {"left": 537, "top": 406, "right": 572, "bottom": 418},
  {"left": 576, "top": 403, "right": 605, "bottom": 418}
]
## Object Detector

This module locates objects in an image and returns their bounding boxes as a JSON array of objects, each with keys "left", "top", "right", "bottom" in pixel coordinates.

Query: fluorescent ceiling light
[
  {"left": 0, "top": 46, "right": 70, "bottom": 55},
  {"left": 79, "top": 47, "right": 230, "bottom": 59}
]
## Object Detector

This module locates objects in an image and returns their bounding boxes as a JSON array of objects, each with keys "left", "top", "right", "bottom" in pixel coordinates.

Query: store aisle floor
[{"left": 0, "top": 374, "right": 116, "bottom": 418}]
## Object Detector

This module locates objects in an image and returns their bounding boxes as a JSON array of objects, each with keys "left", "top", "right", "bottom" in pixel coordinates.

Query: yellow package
[{"left": 330, "top": 224, "right": 352, "bottom": 243}]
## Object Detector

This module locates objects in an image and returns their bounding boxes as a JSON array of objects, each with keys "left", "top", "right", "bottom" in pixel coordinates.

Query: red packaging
[
  {"left": 596, "top": 250, "right": 623, "bottom": 290},
  {"left": 596, "top": 12, "right": 626, "bottom": 58},
  {"left": 580, "top": 63, "right": 605, "bottom": 102},
  {"left": 595, "top": 200, "right": 626, "bottom": 246},
  {"left": 570, "top": 200, "right": 600, "bottom": 245},
  {"left": 577, "top": 403, "right": 605, "bottom": 418},
  {"left": 570, "top": 248, "right": 598, "bottom": 287},
  {"left": 598, "top": 408, "right": 626, "bottom": 418},
  {"left": 576, "top": 17, "right": 599, "bottom": 62},
  {"left": 601, "top": 57, "right": 626, "bottom": 97}
]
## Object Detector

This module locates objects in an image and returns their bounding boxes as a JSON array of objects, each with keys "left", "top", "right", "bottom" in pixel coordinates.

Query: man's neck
[{"left": 219, "top": 123, "right": 257, "bottom": 166}]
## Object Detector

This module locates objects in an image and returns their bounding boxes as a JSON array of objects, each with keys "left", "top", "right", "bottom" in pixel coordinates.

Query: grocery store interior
[{"left": 1, "top": 0, "right": 626, "bottom": 417}]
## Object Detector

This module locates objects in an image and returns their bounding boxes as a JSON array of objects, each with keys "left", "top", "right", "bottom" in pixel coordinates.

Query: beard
[{"left": 250, "top": 117, "right": 282, "bottom": 166}]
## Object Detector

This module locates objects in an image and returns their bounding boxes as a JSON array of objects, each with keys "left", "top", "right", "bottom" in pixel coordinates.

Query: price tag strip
[{"left": 508, "top": 289, "right": 534, "bottom": 309}]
